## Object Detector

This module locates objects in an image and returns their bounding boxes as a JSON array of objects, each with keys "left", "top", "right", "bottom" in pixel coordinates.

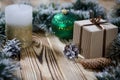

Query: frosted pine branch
[{"left": 1, "top": 38, "right": 21, "bottom": 59}]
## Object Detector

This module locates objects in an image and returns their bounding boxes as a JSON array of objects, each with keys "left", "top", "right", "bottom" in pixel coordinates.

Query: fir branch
[
  {"left": 32, "top": 0, "right": 106, "bottom": 32},
  {"left": 108, "top": 0, "right": 120, "bottom": 32},
  {"left": 1, "top": 38, "right": 21, "bottom": 59},
  {"left": 33, "top": 3, "right": 56, "bottom": 32},
  {"left": 33, "top": 3, "right": 90, "bottom": 32},
  {"left": 0, "top": 58, "right": 20, "bottom": 80},
  {"left": 110, "top": 5, "right": 120, "bottom": 18},
  {"left": 73, "top": 0, "right": 106, "bottom": 18},
  {"left": 70, "top": 9, "right": 90, "bottom": 20},
  {"left": 0, "top": 12, "right": 5, "bottom": 35},
  {"left": 116, "top": 0, "right": 120, "bottom": 4},
  {"left": 0, "top": 34, "right": 6, "bottom": 50},
  {"left": 95, "top": 63, "right": 120, "bottom": 80},
  {"left": 73, "top": 0, "right": 97, "bottom": 10},
  {"left": 108, "top": 33, "right": 120, "bottom": 62},
  {"left": 0, "top": 38, "right": 21, "bottom": 79},
  {"left": 109, "top": 17, "right": 120, "bottom": 32}
]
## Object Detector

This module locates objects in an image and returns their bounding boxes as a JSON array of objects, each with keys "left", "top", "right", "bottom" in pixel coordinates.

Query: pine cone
[
  {"left": 79, "top": 58, "right": 112, "bottom": 70},
  {"left": 63, "top": 43, "right": 79, "bottom": 60}
]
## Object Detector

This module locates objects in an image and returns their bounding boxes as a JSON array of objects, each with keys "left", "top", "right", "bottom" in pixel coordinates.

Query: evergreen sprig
[
  {"left": 0, "top": 35, "right": 6, "bottom": 45},
  {"left": 33, "top": 4, "right": 90, "bottom": 32},
  {"left": 1, "top": 38, "right": 21, "bottom": 59},
  {"left": 0, "top": 12, "right": 5, "bottom": 35},
  {"left": 0, "top": 59, "right": 20, "bottom": 80},
  {"left": 33, "top": 3, "right": 56, "bottom": 32},
  {"left": 107, "top": 33, "right": 120, "bottom": 63},
  {"left": 95, "top": 63, "right": 120, "bottom": 80},
  {"left": 109, "top": 17, "right": 120, "bottom": 32},
  {"left": 109, "top": 0, "right": 120, "bottom": 32},
  {"left": 33, "top": 0, "right": 106, "bottom": 32},
  {"left": 73, "top": 0, "right": 106, "bottom": 18},
  {"left": 0, "top": 37, "right": 21, "bottom": 79}
]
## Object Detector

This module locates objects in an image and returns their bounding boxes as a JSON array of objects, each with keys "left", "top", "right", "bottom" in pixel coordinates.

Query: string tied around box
[{"left": 79, "top": 10, "right": 108, "bottom": 57}]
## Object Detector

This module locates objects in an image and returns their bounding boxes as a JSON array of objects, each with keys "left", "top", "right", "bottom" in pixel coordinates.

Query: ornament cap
[{"left": 61, "top": 9, "right": 68, "bottom": 14}]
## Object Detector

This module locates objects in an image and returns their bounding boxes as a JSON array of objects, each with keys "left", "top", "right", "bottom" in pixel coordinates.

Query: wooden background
[{"left": 14, "top": 32, "right": 97, "bottom": 80}]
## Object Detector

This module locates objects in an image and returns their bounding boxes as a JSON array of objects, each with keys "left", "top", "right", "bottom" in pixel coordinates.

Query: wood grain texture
[{"left": 20, "top": 32, "right": 97, "bottom": 80}]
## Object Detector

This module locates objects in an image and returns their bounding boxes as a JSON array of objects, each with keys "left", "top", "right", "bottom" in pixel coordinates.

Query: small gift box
[{"left": 73, "top": 18, "right": 118, "bottom": 58}]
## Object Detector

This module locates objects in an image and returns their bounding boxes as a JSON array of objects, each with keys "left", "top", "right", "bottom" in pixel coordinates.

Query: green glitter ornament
[{"left": 51, "top": 9, "right": 78, "bottom": 39}]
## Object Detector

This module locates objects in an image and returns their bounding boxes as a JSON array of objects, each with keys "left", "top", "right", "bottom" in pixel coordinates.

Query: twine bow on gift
[
  {"left": 89, "top": 10, "right": 107, "bottom": 29},
  {"left": 90, "top": 16, "right": 105, "bottom": 29}
]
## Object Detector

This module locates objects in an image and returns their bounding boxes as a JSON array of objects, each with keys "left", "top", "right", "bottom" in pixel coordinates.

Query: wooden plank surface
[{"left": 20, "top": 32, "right": 97, "bottom": 80}]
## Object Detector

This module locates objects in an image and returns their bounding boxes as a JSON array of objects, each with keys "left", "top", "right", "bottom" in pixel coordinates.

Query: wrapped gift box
[{"left": 73, "top": 19, "right": 118, "bottom": 58}]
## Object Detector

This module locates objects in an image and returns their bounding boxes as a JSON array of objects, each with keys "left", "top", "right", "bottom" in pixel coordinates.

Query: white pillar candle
[{"left": 5, "top": 4, "right": 32, "bottom": 48}]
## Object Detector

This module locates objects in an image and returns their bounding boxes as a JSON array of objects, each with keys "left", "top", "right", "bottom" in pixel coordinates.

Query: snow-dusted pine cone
[
  {"left": 79, "top": 58, "right": 112, "bottom": 70},
  {"left": 63, "top": 43, "right": 79, "bottom": 60}
]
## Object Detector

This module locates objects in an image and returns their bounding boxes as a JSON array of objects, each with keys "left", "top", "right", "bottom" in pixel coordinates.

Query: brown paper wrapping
[{"left": 73, "top": 19, "right": 118, "bottom": 58}]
